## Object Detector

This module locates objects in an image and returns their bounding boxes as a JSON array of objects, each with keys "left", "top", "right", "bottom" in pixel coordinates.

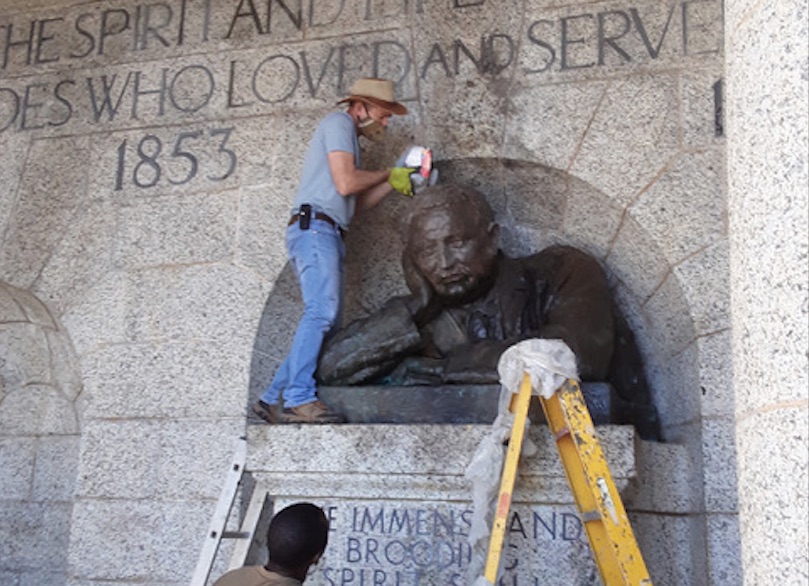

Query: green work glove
[{"left": 388, "top": 167, "right": 417, "bottom": 196}]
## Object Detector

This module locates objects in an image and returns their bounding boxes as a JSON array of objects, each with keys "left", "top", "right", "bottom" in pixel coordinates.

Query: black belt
[{"left": 288, "top": 211, "right": 345, "bottom": 237}]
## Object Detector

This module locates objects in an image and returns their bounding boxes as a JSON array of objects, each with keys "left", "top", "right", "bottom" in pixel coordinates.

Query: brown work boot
[
  {"left": 278, "top": 400, "right": 346, "bottom": 424},
  {"left": 251, "top": 400, "right": 281, "bottom": 424}
]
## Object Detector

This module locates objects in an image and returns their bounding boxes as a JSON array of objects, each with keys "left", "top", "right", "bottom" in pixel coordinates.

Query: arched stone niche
[
  {"left": 250, "top": 157, "right": 702, "bottom": 441},
  {"left": 0, "top": 281, "right": 82, "bottom": 586}
]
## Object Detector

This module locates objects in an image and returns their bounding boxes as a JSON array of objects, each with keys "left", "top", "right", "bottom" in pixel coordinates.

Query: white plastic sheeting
[{"left": 464, "top": 339, "right": 579, "bottom": 585}]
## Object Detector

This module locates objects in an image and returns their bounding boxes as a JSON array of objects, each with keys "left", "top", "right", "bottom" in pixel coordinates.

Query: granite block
[
  {"left": 629, "top": 512, "right": 705, "bottom": 586},
  {"left": 44, "top": 328, "right": 83, "bottom": 401},
  {"left": 643, "top": 272, "right": 698, "bottom": 358},
  {"left": 31, "top": 435, "right": 80, "bottom": 502},
  {"left": 504, "top": 80, "right": 608, "bottom": 171},
  {"left": 502, "top": 161, "right": 567, "bottom": 232},
  {"left": 701, "top": 417, "right": 739, "bottom": 513},
  {"left": 0, "top": 323, "right": 52, "bottom": 388},
  {"left": 75, "top": 420, "right": 160, "bottom": 499},
  {"left": 673, "top": 241, "right": 731, "bottom": 337},
  {"left": 697, "top": 331, "right": 735, "bottom": 419},
  {"left": 79, "top": 340, "right": 249, "bottom": 420},
  {"left": 706, "top": 513, "right": 743, "bottom": 586},
  {"left": 623, "top": 438, "right": 698, "bottom": 514},
  {"left": 156, "top": 420, "right": 246, "bottom": 500},
  {"left": 570, "top": 74, "right": 680, "bottom": 207},
  {"left": 234, "top": 185, "right": 292, "bottom": 281},
  {"left": 31, "top": 199, "right": 116, "bottom": 316},
  {"left": 0, "top": 385, "right": 78, "bottom": 436},
  {"left": 0, "top": 136, "right": 88, "bottom": 287},
  {"left": 60, "top": 270, "right": 128, "bottom": 357},
  {"left": 630, "top": 149, "right": 726, "bottom": 262},
  {"left": 0, "top": 438, "right": 36, "bottom": 500},
  {"left": 735, "top": 407, "right": 809, "bottom": 584},
  {"left": 125, "top": 264, "right": 265, "bottom": 348},
  {"left": 0, "top": 502, "right": 72, "bottom": 571},
  {"left": 607, "top": 214, "right": 670, "bottom": 302},
  {"left": 562, "top": 176, "right": 623, "bottom": 260},
  {"left": 152, "top": 500, "right": 219, "bottom": 583},
  {"left": 114, "top": 190, "right": 238, "bottom": 269},
  {"left": 68, "top": 499, "right": 162, "bottom": 581}
]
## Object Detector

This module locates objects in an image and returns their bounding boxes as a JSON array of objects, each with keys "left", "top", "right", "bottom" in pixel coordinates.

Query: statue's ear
[{"left": 487, "top": 222, "right": 500, "bottom": 253}]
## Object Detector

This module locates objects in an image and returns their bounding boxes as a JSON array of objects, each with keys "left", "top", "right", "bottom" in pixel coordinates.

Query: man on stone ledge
[
  {"left": 252, "top": 78, "right": 416, "bottom": 425},
  {"left": 316, "top": 183, "right": 660, "bottom": 439}
]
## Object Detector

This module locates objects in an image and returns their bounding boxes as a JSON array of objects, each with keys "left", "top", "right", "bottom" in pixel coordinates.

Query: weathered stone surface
[
  {"left": 697, "top": 331, "right": 734, "bottom": 418},
  {"left": 643, "top": 271, "right": 698, "bottom": 359},
  {"left": 0, "top": 385, "right": 78, "bottom": 435},
  {"left": 682, "top": 65, "right": 726, "bottom": 148},
  {"left": 32, "top": 435, "right": 80, "bottom": 502},
  {"left": 0, "top": 323, "right": 52, "bottom": 388},
  {"left": 562, "top": 177, "right": 624, "bottom": 260},
  {"left": 706, "top": 514, "right": 743, "bottom": 585},
  {"left": 80, "top": 340, "right": 249, "bottom": 420},
  {"left": 68, "top": 500, "right": 163, "bottom": 581},
  {"left": 125, "top": 263, "right": 267, "bottom": 348},
  {"left": 504, "top": 81, "right": 608, "bottom": 171},
  {"left": 115, "top": 190, "right": 238, "bottom": 268},
  {"left": 0, "top": 136, "right": 89, "bottom": 287},
  {"left": 733, "top": 408, "right": 808, "bottom": 584},
  {"left": 630, "top": 149, "right": 726, "bottom": 262},
  {"left": 607, "top": 214, "right": 670, "bottom": 302},
  {"left": 60, "top": 271, "right": 128, "bottom": 356},
  {"left": 0, "top": 437, "right": 37, "bottom": 500},
  {"left": 31, "top": 199, "right": 116, "bottom": 316},
  {"left": 674, "top": 241, "right": 731, "bottom": 337},
  {"left": 701, "top": 417, "right": 739, "bottom": 513},
  {"left": 570, "top": 74, "right": 680, "bottom": 207}
]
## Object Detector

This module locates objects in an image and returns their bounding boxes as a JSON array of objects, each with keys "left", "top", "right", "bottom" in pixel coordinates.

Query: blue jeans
[{"left": 260, "top": 218, "right": 345, "bottom": 408}]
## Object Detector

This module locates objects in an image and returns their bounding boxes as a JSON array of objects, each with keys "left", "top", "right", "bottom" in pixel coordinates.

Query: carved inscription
[
  {"left": 113, "top": 127, "right": 236, "bottom": 190},
  {"left": 312, "top": 502, "right": 596, "bottom": 586},
  {"left": 0, "top": 0, "right": 723, "bottom": 134}
]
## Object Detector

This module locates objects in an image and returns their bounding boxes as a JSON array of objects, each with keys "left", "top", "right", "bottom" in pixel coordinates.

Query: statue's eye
[{"left": 448, "top": 238, "right": 469, "bottom": 250}]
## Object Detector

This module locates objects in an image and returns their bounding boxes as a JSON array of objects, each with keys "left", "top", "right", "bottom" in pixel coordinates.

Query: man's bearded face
[{"left": 407, "top": 207, "right": 498, "bottom": 304}]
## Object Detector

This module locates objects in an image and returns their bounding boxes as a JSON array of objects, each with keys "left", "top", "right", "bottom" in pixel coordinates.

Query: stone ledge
[{"left": 246, "top": 424, "right": 637, "bottom": 502}]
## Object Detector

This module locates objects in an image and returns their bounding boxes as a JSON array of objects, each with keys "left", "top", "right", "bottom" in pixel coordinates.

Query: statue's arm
[{"left": 317, "top": 296, "right": 423, "bottom": 385}]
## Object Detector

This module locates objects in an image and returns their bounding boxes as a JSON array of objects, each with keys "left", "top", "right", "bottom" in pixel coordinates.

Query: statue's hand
[
  {"left": 384, "top": 357, "right": 446, "bottom": 386},
  {"left": 402, "top": 251, "right": 441, "bottom": 327}
]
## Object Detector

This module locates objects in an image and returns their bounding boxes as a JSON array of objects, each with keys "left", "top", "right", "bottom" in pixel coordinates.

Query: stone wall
[
  {"left": 0, "top": 0, "right": 763, "bottom": 584},
  {"left": 725, "top": 0, "right": 809, "bottom": 583},
  {"left": 0, "top": 283, "right": 81, "bottom": 586}
]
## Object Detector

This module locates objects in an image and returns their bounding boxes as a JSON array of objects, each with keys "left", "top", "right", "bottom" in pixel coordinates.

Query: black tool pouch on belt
[{"left": 299, "top": 204, "right": 312, "bottom": 229}]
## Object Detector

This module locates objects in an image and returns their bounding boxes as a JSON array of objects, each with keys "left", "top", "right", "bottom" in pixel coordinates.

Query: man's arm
[{"left": 328, "top": 150, "right": 391, "bottom": 198}]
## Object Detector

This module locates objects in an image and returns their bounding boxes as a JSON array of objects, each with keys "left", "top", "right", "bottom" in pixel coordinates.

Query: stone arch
[{"left": 0, "top": 281, "right": 82, "bottom": 586}]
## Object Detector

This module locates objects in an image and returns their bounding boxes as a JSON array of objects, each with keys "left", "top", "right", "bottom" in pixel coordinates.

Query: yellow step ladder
[{"left": 484, "top": 374, "right": 653, "bottom": 586}]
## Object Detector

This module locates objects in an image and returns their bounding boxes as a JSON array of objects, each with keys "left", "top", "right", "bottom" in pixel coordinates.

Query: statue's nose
[{"left": 439, "top": 245, "right": 458, "bottom": 269}]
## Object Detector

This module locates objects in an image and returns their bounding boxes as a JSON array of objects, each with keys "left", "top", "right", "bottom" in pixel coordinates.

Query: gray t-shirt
[{"left": 292, "top": 110, "right": 360, "bottom": 229}]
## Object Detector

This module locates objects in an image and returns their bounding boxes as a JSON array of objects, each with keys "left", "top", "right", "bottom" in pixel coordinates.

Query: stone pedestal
[
  {"left": 245, "top": 423, "right": 693, "bottom": 586},
  {"left": 316, "top": 383, "right": 615, "bottom": 424}
]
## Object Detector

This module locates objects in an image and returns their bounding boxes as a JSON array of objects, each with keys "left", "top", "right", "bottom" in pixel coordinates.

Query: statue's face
[{"left": 407, "top": 206, "right": 498, "bottom": 303}]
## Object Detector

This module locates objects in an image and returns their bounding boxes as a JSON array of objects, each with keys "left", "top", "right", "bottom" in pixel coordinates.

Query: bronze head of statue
[{"left": 402, "top": 184, "right": 500, "bottom": 308}]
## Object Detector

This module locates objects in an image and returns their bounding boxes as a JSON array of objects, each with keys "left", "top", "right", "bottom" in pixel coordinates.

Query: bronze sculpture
[{"left": 317, "top": 183, "right": 660, "bottom": 439}]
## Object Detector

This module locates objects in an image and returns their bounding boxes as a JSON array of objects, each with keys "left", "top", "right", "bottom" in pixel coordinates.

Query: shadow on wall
[
  {"left": 0, "top": 282, "right": 82, "bottom": 586},
  {"left": 249, "top": 158, "right": 699, "bottom": 438}
]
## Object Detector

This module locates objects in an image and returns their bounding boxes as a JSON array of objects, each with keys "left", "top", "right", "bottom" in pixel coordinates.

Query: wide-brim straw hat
[{"left": 337, "top": 78, "right": 408, "bottom": 115}]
